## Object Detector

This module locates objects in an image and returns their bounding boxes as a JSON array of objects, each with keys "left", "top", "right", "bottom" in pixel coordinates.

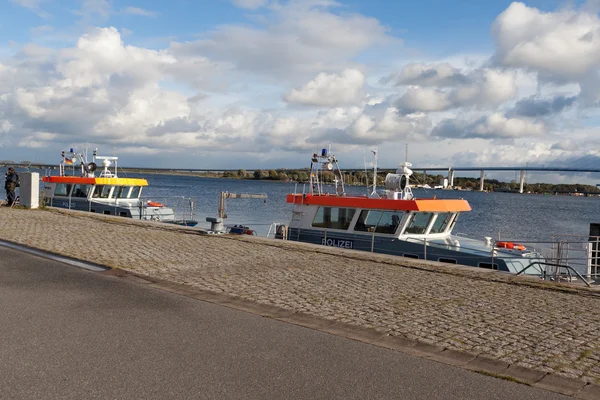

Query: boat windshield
[
  {"left": 72, "top": 184, "right": 91, "bottom": 198},
  {"left": 115, "top": 186, "right": 130, "bottom": 199},
  {"left": 429, "top": 213, "right": 453, "bottom": 234},
  {"left": 92, "top": 185, "right": 112, "bottom": 199},
  {"left": 130, "top": 186, "right": 141, "bottom": 199},
  {"left": 404, "top": 213, "right": 434, "bottom": 234}
]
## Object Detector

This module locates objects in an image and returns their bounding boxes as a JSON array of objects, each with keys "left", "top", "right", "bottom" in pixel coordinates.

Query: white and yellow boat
[{"left": 42, "top": 148, "right": 196, "bottom": 225}]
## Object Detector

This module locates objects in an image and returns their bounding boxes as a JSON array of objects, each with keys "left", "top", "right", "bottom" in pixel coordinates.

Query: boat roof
[
  {"left": 286, "top": 194, "right": 471, "bottom": 212},
  {"left": 41, "top": 176, "right": 148, "bottom": 186}
]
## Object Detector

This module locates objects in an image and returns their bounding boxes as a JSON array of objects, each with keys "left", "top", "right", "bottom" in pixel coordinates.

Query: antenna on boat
[
  {"left": 25, "top": 150, "right": 40, "bottom": 172},
  {"left": 369, "top": 147, "right": 379, "bottom": 198},
  {"left": 362, "top": 148, "right": 369, "bottom": 196},
  {"left": 309, "top": 146, "right": 345, "bottom": 196}
]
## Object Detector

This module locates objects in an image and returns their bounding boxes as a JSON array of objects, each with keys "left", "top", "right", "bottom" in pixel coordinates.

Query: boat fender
[
  {"left": 496, "top": 241, "right": 526, "bottom": 251},
  {"left": 147, "top": 201, "right": 165, "bottom": 207}
]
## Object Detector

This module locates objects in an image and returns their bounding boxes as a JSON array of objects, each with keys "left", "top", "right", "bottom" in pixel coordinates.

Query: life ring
[
  {"left": 147, "top": 201, "right": 165, "bottom": 207},
  {"left": 496, "top": 241, "right": 526, "bottom": 251}
]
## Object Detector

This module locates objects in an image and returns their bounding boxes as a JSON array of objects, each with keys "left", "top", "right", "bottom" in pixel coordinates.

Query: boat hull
[
  {"left": 44, "top": 197, "right": 176, "bottom": 221},
  {"left": 286, "top": 227, "right": 543, "bottom": 274}
]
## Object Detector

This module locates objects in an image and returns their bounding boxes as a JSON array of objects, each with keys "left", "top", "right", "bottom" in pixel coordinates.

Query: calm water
[{"left": 132, "top": 173, "right": 599, "bottom": 240}]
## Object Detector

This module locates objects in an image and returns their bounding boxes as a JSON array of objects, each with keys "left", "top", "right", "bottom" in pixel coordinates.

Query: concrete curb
[
  {"left": 534, "top": 374, "right": 587, "bottom": 396},
  {"left": 576, "top": 383, "right": 600, "bottom": 400},
  {"left": 114, "top": 270, "right": 595, "bottom": 398},
  {"left": 0, "top": 239, "right": 108, "bottom": 272}
]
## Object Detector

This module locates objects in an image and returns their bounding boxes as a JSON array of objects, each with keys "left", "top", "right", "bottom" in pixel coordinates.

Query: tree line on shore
[{"left": 219, "top": 169, "right": 600, "bottom": 194}]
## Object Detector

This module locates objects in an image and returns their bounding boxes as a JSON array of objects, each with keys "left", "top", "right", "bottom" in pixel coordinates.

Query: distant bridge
[
  {"left": 3, "top": 162, "right": 599, "bottom": 193},
  {"left": 406, "top": 167, "right": 600, "bottom": 173},
  {"left": 405, "top": 166, "right": 600, "bottom": 193}
]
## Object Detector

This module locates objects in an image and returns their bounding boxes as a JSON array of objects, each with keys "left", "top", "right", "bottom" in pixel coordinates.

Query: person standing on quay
[{"left": 4, "top": 167, "right": 19, "bottom": 206}]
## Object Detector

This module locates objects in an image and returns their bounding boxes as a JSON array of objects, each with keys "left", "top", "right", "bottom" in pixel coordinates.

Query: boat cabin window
[
  {"left": 130, "top": 186, "right": 142, "bottom": 199},
  {"left": 115, "top": 186, "right": 130, "bottom": 199},
  {"left": 438, "top": 258, "right": 457, "bottom": 264},
  {"left": 376, "top": 211, "right": 405, "bottom": 234},
  {"left": 354, "top": 210, "right": 404, "bottom": 234},
  {"left": 404, "top": 212, "right": 434, "bottom": 234},
  {"left": 312, "top": 207, "right": 356, "bottom": 230},
  {"left": 430, "top": 213, "right": 454, "bottom": 234},
  {"left": 478, "top": 262, "right": 498, "bottom": 270},
  {"left": 71, "top": 184, "right": 91, "bottom": 198},
  {"left": 92, "top": 185, "right": 112, "bottom": 199},
  {"left": 448, "top": 214, "right": 459, "bottom": 231},
  {"left": 54, "top": 183, "right": 72, "bottom": 197}
]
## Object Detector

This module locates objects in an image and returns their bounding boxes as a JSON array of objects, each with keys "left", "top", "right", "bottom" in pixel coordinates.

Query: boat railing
[
  {"left": 515, "top": 261, "right": 592, "bottom": 287},
  {"left": 486, "top": 236, "right": 600, "bottom": 284},
  {"left": 406, "top": 236, "right": 600, "bottom": 285},
  {"left": 138, "top": 196, "right": 197, "bottom": 223}
]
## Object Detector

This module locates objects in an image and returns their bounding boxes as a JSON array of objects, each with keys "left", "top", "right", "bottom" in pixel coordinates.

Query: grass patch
[
  {"left": 577, "top": 350, "right": 593, "bottom": 362},
  {"left": 476, "top": 371, "right": 529, "bottom": 386}
]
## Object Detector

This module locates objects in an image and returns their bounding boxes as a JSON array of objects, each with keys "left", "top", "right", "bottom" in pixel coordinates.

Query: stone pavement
[{"left": 1, "top": 207, "right": 600, "bottom": 391}]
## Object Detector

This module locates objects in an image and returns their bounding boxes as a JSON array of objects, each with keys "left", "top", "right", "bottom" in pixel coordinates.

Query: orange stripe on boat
[
  {"left": 286, "top": 194, "right": 471, "bottom": 212},
  {"left": 42, "top": 176, "right": 148, "bottom": 186}
]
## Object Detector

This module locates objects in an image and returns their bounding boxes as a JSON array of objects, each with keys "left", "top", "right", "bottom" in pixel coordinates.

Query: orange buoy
[
  {"left": 147, "top": 201, "right": 165, "bottom": 207},
  {"left": 496, "top": 241, "right": 526, "bottom": 251}
]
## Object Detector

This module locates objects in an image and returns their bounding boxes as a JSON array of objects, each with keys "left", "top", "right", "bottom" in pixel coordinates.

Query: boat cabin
[
  {"left": 42, "top": 176, "right": 148, "bottom": 209},
  {"left": 42, "top": 176, "right": 152, "bottom": 217},
  {"left": 286, "top": 194, "right": 470, "bottom": 241},
  {"left": 40, "top": 148, "right": 175, "bottom": 221}
]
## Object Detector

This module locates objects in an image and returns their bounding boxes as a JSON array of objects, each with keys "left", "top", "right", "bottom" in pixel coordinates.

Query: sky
[{"left": 1, "top": 0, "right": 600, "bottom": 183}]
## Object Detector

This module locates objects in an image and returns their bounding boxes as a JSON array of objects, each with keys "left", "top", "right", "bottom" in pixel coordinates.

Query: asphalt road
[{"left": 0, "top": 247, "right": 569, "bottom": 400}]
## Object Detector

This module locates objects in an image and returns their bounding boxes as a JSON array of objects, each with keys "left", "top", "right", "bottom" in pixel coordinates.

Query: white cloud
[
  {"left": 75, "top": 0, "right": 112, "bottom": 21},
  {"left": 170, "top": 1, "right": 396, "bottom": 79},
  {"left": 492, "top": 2, "right": 600, "bottom": 82},
  {"left": 231, "top": 0, "right": 268, "bottom": 9},
  {"left": 395, "top": 68, "right": 517, "bottom": 113},
  {"left": 0, "top": 28, "right": 213, "bottom": 149},
  {"left": 432, "top": 113, "right": 545, "bottom": 139},
  {"left": 121, "top": 6, "right": 156, "bottom": 17},
  {"left": 11, "top": 0, "right": 43, "bottom": 8},
  {"left": 382, "top": 62, "right": 467, "bottom": 87},
  {"left": 0, "top": 120, "right": 14, "bottom": 133},
  {"left": 448, "top": 141, "right": 556, "bottom": 167},
  {"left": 396, "top": 87, "right": 452, "bottom": 113},
  {"left": 508, "top": 95, "right": 577, "bottom": 117},
  {"left": 551, "top": 139, "right": 580, "bottom": 151},
  {"left": 284, "top": 69, "right": 365, "bottom": 106},
  {"left": 0, "top": 27, "right": 397, "bottom": 154},
  {"left": 10, "top": 0, "right": 50, "bottom": 18},
  {"left": 305, "top": 103, "right": 430, "bottom": 145},
  {"left": 30, "top": 25, "right": 54, "bottom": 36}
]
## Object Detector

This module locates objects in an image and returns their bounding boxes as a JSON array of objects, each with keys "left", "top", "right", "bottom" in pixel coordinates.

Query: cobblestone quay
[{"left": 2, "top": 207, "right": 600, "bottom": 386}]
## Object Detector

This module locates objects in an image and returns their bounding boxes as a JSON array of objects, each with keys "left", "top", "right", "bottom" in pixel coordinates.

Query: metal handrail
[{"left": 516, "top": 261, "right": 592, "bottom": 287}]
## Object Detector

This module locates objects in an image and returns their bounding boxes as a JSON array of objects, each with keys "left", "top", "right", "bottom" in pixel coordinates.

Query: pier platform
[{"left": 1, "top": 206, "right": 600, "bottom": 397}]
